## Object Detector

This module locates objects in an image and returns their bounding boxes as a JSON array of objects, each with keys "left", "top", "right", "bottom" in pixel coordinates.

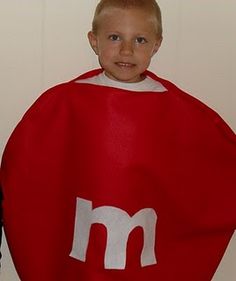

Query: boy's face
[{"left": 88, "top": 8, "right": 162, "bottom": 83}]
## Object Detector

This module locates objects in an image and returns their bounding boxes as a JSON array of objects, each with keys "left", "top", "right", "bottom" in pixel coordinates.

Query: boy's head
[
  {"left": 88, "top": 0, "right": 163, "bottom": 83},
  {"left": 92, "top": 0, "right": 163, "bottom": 39}
]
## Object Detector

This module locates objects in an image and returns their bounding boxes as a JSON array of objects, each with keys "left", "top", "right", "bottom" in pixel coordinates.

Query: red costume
[{"left": 1, "top": 69, "right": 236, "bottom": 280}]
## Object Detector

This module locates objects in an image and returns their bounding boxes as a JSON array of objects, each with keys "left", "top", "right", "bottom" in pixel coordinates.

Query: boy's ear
[
  {"left": 88, "top": 31, "right": 99, "bottom": 55},
  {"left": 152, "top": 37, "right": 163, "bottom": 57}
]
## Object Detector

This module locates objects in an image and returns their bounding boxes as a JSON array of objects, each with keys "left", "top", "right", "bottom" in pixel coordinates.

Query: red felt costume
[{"left": 1, "top": 69, "right": 236, "bottom": 280}]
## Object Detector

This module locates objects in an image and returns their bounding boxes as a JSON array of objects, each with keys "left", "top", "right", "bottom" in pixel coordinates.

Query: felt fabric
[{"left": 1, "top": 69, "right": 236, "bottom": 280}]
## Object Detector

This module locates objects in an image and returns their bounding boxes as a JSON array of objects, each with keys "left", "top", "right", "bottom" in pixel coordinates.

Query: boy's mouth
[{"left": 115, "top": 62, "right": 135, "bottom": 68}]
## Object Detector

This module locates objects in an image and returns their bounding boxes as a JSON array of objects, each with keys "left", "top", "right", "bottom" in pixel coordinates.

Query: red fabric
[{"left": 1, "top": 69, "right": 236, "bottom": 280}]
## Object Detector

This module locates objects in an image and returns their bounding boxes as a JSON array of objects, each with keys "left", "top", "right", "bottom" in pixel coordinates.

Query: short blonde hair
[{"left": 92, "top": 0, "right": 163, "bottom": 39}]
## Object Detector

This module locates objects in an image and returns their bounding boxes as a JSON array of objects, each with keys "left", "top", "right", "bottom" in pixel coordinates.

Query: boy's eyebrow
[{"left": 104, "top": 30, "right": 121, "bottom": 33}]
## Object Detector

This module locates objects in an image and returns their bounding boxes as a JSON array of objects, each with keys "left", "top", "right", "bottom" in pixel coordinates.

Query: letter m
[{"left": 70, "top": 197, "right": 157, "bottom": 269}]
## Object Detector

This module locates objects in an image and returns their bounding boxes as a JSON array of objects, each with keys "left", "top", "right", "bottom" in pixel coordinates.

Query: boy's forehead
[{"left": 97, "top": 7, "right": 156, "bottom": 30}]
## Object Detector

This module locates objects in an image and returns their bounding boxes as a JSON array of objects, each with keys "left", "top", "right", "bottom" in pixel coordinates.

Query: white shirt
[{"left": 76, "top": 72, "right": 167, "bottom": 93}]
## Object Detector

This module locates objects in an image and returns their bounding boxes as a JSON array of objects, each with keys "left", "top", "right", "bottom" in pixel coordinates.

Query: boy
[{"left": 0, "top": 0, "right": 235, "bottom": 280}]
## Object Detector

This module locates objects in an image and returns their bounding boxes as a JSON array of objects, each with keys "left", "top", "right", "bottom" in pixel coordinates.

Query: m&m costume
[{"left": 1, "top": 69, "right": 236, "bottom": 280}]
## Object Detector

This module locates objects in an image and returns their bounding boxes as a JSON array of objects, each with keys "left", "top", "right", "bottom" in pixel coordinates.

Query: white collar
[{"left": 76, "top": 72, "right": 167, "bottom": 93}]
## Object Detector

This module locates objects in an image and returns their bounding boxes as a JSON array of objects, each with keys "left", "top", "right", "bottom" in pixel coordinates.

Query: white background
[{"left": 0, "top": 1, "right": 235, "bottom": 280}]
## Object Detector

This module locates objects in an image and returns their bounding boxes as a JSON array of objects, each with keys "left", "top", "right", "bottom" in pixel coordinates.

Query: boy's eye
[
  {"left": 136, "top": 37, "right": 147, "bottom": 44},
  {"left": 108, "top": 34, "right": 120, "bottom": 41}
]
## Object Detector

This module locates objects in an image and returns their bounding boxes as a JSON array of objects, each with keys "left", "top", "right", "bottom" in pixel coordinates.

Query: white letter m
[{"left": 70, "top": 197, "right": 157, "bottom": 270}]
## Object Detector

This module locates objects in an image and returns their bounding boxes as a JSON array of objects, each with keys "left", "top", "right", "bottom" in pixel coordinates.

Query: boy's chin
[{"left": 104, "top": 71, "right": 143, "bottom": 83}]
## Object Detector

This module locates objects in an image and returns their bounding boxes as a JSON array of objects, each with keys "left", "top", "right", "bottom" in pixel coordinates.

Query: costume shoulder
[
  {"left": 19, "top": 83, "right": 75, "bottom": 121},
  {"left": 3, "top": 70, "right": 100, "bottom": 146},
  {"left": 14, "top": 69, "right": 103, "bottom": 123},
  {"left": 146, "top": 70, "right": 236, "bottom": 143}
]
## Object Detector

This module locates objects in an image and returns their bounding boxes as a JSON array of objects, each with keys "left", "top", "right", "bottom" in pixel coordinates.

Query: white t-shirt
[{"left": 76, "top": 72, "right": 167, "bottom": 93}]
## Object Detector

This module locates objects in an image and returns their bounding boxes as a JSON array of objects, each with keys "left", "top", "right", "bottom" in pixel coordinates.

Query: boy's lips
[{"left": 115, "top": 62, "right": 136, "bottom": 67}]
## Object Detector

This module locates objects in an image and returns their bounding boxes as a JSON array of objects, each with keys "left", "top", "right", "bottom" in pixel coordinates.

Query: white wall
[{"left": 0, "top": 1, "right": 235, "bottom": 280}]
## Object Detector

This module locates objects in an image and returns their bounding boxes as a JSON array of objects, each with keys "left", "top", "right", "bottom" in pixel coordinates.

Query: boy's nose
[{"left": 120, "top": 41, "right": 134, "bottom": 56}]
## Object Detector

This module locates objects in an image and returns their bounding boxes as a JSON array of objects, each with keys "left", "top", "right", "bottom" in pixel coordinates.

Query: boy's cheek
[{"left": 100, "top": 48, "right": 117, "bottom": 58}]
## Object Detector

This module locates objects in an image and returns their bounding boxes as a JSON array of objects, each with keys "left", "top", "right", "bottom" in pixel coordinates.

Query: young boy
[{"left": 0, "top": 0, "right": 235, "bottom": 280}]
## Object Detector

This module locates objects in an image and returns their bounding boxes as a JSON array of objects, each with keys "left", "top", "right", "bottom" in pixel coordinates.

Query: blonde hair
[{"left": 92, "top": 0, "right": 163, "bottom": 38}]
